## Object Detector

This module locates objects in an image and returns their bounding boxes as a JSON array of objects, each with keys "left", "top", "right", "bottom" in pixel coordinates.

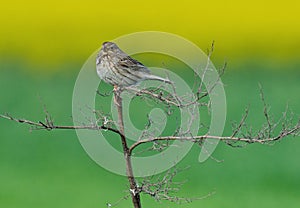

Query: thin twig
[
  {"left": 0, "top": 113, "right": 121, "bottom": 135},
  {"left": 113, "top": 87, "right": 142, "bottom": 208},
  {"left": 129, "top": 123, "right": 299, "bottom": 154}
]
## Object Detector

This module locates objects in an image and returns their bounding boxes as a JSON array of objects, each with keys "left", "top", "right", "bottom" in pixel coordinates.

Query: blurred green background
[{"left": 0, "top": 1, "right": 300, "bottom": 207}]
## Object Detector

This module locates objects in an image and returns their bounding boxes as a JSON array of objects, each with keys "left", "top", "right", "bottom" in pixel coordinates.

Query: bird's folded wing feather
[{"left": 118, "top": 56, "right": 151, "bottom": 74}]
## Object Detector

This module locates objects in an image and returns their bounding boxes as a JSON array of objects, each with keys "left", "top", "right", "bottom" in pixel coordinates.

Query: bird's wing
[{"left": 118, "top": 56, "right": 151, "bottom": 74}]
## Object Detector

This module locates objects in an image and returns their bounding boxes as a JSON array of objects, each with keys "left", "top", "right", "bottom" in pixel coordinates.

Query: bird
[{"left": 96, "top": 41, "right": 171, "bottom": 87}]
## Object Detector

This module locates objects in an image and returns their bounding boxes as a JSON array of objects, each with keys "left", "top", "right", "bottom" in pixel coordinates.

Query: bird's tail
[{"left": 145, "top": 74, "right": 172, "bottom": 84}]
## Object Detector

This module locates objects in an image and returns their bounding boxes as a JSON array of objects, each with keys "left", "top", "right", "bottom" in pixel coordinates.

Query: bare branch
[
  {"left": 126, "top": 87, "right": 180, "bottom": 107},
  {"left": 259, "top": 84, "right": 273, "bottom": 138},
  {"left": 123, "top": 53, "right": 227, "bottom": 110},
  {"left": 231, "top": 106, "right": 250, "bottom": 138},
  {"left": 0, "top": 113, "right": 121, "bottom": 135},
  {"left": 137, "top": 166, "right": 215, "bottom": 203},
  {"left": 106, "top": 193, "right": 130, "bottom": 207},
  {"left": 113, "top": 87, "right": 142, "bottom": 208},
  {"left": 129, "top": 120, "right": 299, "bottom": 154}
]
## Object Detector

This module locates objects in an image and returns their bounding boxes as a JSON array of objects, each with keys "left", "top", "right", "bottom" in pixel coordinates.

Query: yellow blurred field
[{"left": 0, "top": 0, "right": 300, "bottom": 69}]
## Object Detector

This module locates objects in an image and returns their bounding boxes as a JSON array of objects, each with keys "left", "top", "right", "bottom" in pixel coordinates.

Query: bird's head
[{"left": 101, "top": 41, "right": 120, "bottom": 53}]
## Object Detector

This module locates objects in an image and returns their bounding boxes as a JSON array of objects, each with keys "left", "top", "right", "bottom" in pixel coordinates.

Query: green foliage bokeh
[{"left": 0, "top": 61, "right": 299, "bottom": 207}]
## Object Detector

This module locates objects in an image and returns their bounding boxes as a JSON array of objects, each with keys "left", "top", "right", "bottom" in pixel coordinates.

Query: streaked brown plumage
[{"left": 96, "top": 41, "right": 171, "bottom": 87}]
